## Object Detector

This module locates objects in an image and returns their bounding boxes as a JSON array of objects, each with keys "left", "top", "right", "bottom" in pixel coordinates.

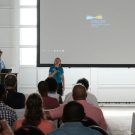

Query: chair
[
  {"left": 131, "top": 112, "right": 135, "bottom": 135},
  {"left": 15, "top": 109, "right": 25, "bottom": 118},
  {"left": 90, "top": 125, "right": 108, "bottom": 135},
  {"left": 14, "top": 126, "right": 45, "bottom": 135}
]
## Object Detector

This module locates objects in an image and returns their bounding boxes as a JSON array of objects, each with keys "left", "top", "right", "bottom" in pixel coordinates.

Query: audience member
[
  {"left": 46, "top": 84, "right": 107, "bottom": 130},
  {"left": 0, "top": 85, "right": 17, "bottom": 127},
  {"left": 38, "top": 80, "right": 59, "bottom": 109},
  {"left": 48, "top": 101, "right": 102, "bottom": 135},
  {"left": 5, "top": 74, "right": 25, "bottom": 109},
  {"left": 45, "top": 77, "right": 62, "bottom": 103},
  {"left": 64, "top": 78, "right": 98, "bottom": 106},
  {"left": 14, "top": 126, "right": 45, "bottom": 135},
  {"left": 13, "top": 93, "right": 55, "bottom": 134},
  {"left": 49, "top": 57, "right": 65, "bottom": 96},
  {"left": 0, "top": 120, "right": 14, "bottom": 135}
]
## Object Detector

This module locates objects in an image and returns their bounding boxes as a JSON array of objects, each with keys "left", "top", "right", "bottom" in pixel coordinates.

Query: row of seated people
[
  {"left": 0, "top": 73, "right": 98, "bottom": 112},
  {"left": 38, "top": 77, "right": 99, "bottom": 110},
  {"left": 0, "top": 74, "right": 108, "bottom": 134},
  {"left": 0, "top": 96, "right": 108, "bottom": 135}
]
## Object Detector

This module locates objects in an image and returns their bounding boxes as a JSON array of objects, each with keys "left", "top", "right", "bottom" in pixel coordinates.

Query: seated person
[
  {"left": 48, "top": 101, "right": 102, "bottom": 135},
  {"left": 38, "top": 80, "right": 59, "bottom": 109},
  {"left": 5, "top": 74, "right": 25, "bottom": 109},
  {"left": 45, "top": 77, "right": 62, "bottom": 104},
  {"left": 14, "top": 126, "right": 45, "bottom": 135},
  {"left": 0, "top": 85, "right": 17, "bottom": 127},
  {"left": 64, "top": 78, "right": 98, "bottom": 106},
  {"left": 13, "top": 93, "right": 55, "bottom": 135},
  {"left": 46, "top": 84, "right": 107, "bottom": 130},
  {"left": 0, "top": 120, "right": 14, "bottom": 135}
]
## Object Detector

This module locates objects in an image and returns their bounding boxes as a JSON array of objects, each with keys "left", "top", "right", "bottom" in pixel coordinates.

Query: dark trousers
[{"left": 57, "top": 83, "right": 63, "bottom": 96}]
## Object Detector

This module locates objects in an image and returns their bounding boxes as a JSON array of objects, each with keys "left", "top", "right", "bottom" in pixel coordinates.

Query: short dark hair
[
  {"left": 62, "top": 101, "right": 85, "bottom": 122},
  {"left": 0, "top": 85, "right": 6, "bottom": 101},
  {"left": 4, "top": 74, "right": 17, "bottom": 87},
  {"left": 77, "top": 78, "right": 89, "bottom": 90},
  {"left": 38, "top": 81, "right": 47, "bottom": 97},
  {"left": 45, "top": 77, "right": 58, "bottom": 93},
  {"left": 72, "top": 84, "right": 87, "bottom": 100}
]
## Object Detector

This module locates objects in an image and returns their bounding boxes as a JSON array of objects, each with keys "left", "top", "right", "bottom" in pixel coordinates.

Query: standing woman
[{"left": 49, "top": 57, "right": 65, "bottom": 96}]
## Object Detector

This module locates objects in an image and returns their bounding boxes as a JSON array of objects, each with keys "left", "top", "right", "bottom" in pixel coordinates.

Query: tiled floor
[{"left": 101, "top": 106, "right": 135, "bottom": 135}]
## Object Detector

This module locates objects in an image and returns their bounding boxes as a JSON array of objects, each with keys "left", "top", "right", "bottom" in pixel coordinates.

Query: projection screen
[{"left": 37, "top": 0, "right": 135, "bottom": 67}]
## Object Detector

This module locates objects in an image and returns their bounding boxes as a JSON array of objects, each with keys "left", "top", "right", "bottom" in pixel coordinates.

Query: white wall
[
  {"left": 19, "top": 67, "right": 135, "bottom": 102},
  {"left": 0, "top": 0, "right": 19, "bottom": 72},
  {"left": 1, "top": 0, "right": 135, "bottom": 103}
]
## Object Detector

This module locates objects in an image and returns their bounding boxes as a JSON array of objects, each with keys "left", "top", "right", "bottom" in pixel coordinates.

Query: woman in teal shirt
[{"left": 49, "top": 57, "right": 65, "bottom": 96}]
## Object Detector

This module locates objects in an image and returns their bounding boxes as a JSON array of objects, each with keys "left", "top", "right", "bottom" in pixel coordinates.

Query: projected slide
[{"left": 38, "top": 0, "right": 135, "bottom": 67}]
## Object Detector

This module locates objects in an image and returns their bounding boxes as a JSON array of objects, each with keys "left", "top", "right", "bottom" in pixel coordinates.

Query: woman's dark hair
[
  {"left": 23, "top": 93, "right": 44, "bottom": 126},
  {"left": 14, "top": 126, "right": 44, "bottom": 135},
  {"left": 45, "top": 77, "right": 58, "bottom": 93},
  {"left": 77, "top": 78, "right": 89, "bottom": 90}
]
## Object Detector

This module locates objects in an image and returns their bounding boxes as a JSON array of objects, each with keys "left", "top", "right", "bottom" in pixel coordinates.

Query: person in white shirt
[{"left": 64, "top": 78, "right": 98, "bottom": 106}]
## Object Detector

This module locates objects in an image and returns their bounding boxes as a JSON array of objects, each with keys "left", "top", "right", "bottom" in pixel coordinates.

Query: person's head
[
  {"left": 72, "top": 84, "right": 87, "bottom": 101},
  {"left": 54, "top": 57, "right": 61, "bottom": 67},
  {"left": 45, "top": 77, "right": 58, "bottom": 93},
  {"left": 23, "top": 93, "right": 44, "bottom": 126},
  {"left": 4, "top": 74, "right": 17, "bottom": 90},
  {"left": 77, "top": 78, "right": 89, "bottom": 90},
  {"left": 38, "top": 81, "right": 48, "bottom": 97},
  {"left": 0, "top": 85, "right": 6, "bottom": 102},
  {"left": 62, "top": 101, "right": 85, "bottom": 122},
  {"left": 14, "top": 126, "right": 44, "bottom": 135},
  {"left": 0, "top": 50, "right": 3, "bottom": 57}
]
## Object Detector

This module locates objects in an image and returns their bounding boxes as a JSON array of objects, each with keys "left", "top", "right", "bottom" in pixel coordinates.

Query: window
[
  {"left": 20, "top": 28, "right": 37, "bottom": 45},
  {"left": 20, "top": 8, "right": 37, "bottom": 25},
  {"left": 19, "top": 0, "right": 37, "bottom": 66},
  {"left": 20, "top": 0, "right": 37, "bottom": 6},
  {"left": 20, "top": 48, "right": 36, "bottom": 65}
]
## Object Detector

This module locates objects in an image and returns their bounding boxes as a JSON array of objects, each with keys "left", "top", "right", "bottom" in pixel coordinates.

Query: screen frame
[{"left": 37, "top": 0, "right": 135, "bottom": 68}]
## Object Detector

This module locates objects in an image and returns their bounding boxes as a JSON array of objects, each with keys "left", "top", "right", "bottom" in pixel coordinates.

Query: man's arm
[{"left": 44, "top": 105, "right": 64, "bottom": 120}]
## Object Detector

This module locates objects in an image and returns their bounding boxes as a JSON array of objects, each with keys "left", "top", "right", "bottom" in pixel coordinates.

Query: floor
[{"left": 100, "top": 105, "right": 135, "bottom": 135}]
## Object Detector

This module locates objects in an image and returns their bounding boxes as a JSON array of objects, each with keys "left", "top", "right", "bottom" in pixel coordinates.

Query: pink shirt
[
  {"left": 13, "top": 118, "right": 55, "bottom": 134},
  {"left": 49, "top": 100, "right": 107, "bottom": 130}
]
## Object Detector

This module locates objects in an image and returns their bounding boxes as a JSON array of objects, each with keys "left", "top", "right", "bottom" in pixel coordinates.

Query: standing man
[
  {"left": 0, "top": 50, "right": 6, "bottom": 72},
  {"left": 49, "top": 57, "right": 65, "bottom": 96},
  {"left": 0, "top": 50, "right": 6, "bottom": 85}
]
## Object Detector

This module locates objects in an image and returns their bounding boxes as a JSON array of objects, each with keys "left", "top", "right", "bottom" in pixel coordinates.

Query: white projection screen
[{"left": 37, "top": 0, "right": 135, "bottom": 67}]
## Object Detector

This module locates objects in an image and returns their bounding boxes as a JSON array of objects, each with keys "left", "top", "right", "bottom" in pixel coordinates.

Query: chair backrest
[
  {"left": 81, "top": 117, "right": 99, "bottom": 127},
  {"left": 1, "top": 69, "right": 12, "bottom": 73},
  {"left": 90, "top": 125, "right": 108, "bottom": 135},
  {"left": 131, "top": 112, "right": 135, "bottom": 135},
  {"left": 14, "top": 126, "right": 45, "bottom": 135},
  {"left": 15, "top": 109, "right": 25, "bottom": 118}
]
